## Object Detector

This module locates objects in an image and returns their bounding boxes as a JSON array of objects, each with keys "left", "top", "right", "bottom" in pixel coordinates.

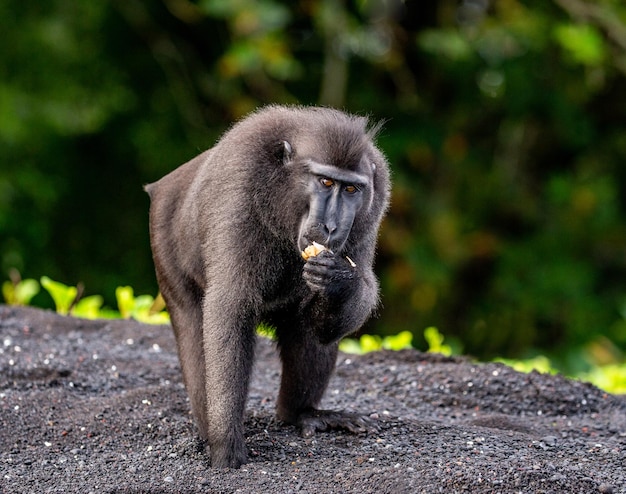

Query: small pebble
[
  {"left": 598, "top": 483, "right": 613, "bottom": 494},
  {"left": 541, "top": 435, "right": 558, "bottom": 448}
]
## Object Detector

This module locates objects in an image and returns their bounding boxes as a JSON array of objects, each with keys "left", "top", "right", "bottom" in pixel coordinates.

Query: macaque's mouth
[{"left": 298, "top": 236, "right": 326, "bottom": 253}]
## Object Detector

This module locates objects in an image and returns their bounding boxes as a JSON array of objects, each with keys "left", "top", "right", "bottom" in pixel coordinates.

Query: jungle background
[{"left": 1, "top": 0, "right": 626, "bottom": 373}]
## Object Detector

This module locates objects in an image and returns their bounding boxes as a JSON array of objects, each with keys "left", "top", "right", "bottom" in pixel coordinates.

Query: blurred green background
[{"left": 2, "top": 0, "right": 626, "bottom": 370}]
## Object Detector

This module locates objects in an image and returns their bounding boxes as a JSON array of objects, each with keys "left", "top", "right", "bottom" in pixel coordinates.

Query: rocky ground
[{"left": 1, "top": 305, "right": 625, "bottom": 493}]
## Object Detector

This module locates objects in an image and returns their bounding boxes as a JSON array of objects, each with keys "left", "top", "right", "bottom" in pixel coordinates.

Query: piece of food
[{"left": 301, "top": 241, "right": 328, "bottom": 260}]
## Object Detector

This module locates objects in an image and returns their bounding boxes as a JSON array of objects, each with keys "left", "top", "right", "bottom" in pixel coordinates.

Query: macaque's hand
[
  {"left": 302, "top": 249, "right": 356, "bottom": 296},
  {"left": 301, "top": 241, "right": 328, "bottom": 261}
]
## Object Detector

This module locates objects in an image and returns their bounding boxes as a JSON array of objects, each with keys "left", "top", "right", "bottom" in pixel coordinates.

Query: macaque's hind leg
[
  {"left": 275, "top": 325, "right": 374, "bottom": 437},
  {"left": 167, "top": 302, "right": 210, "bottom": 440}
]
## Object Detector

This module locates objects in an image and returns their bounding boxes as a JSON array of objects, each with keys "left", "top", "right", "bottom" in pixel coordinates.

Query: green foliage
[
  {"left": 256, "top": 323, "right": 276, "bottom": 339},
  {"left": 495, "top": 354, "right": 626, "bottom": 395},
  {"left": 339, "top": 329, "right": 416, "bottom": 355},
  {"left": 35, "top": 276, "right": 169, "bottom": 324},
  {"left": 495, "top": 355, "right": 557, "bottom": 375},
  {"left": 2, "top": 277, "right": 40, "bottom": 306},
  {"left": 342, "top": 326, "right": 626, "bottom": 394},
  {"left": 383, "top": 330, "right": 414, "bottom": 351},
  {"left": 337, "top": 337, "right": 364, "bottom": 355},
  {"left": 418, "top": 29, "right": 473, "bottom": 62},
  {"left": 580, "top": 364, "right": 626, "bottom": 395},
  {"left": 553, "top": 23, "right": 606, "bottom": 66},
  {"left": 40, "top": 276, "right": 78, "bottom": 316},
  {"left": 1, "top": 0, "right": 626, "bottom": 368},
  {"left": 115, "top": 286, "right": 170, "bottom": 324},
  {"left": 5, "top": 272, "right": 626, "bottom": 394},
  {"left": 200, "top": 0, "right": 299, "bottom": 82},
  {"left": 72, "top": 295, "right": 105, "bottom": 320},
  {"left": 423, "top": 327, "right": 452, "bottom": 357},
  {"left": 339, "top": 334, "right": 383, "bottom": 354}
]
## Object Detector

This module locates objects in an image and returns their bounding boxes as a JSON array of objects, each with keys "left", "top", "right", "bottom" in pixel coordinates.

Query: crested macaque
[{"left": 146, "top": 105, "right": 390, "bottom": 468}]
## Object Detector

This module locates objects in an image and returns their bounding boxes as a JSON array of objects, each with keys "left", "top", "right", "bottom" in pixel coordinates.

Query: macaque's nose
[{"left": 323, "top": 221, "right": 337, "bottom": 235}]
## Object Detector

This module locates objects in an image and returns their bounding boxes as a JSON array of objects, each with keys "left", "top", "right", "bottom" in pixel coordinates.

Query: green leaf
[
  {"left": 424, "top": 326, "right": 452, "bottom": 356},
  {"left": 360, "top": 334, "right": 383, "bottom": 353},
  {"left": 418, "top": 29, "right": 473, "bottom": 61},
  {"left": 40, "top": 276, "right": 77, "bottom": 315},
  {"left": 115, "top": 286, "right": 170, "bottom": 324},
  {"left": 580, "top": 364, "right": 626, "bottom": 394},
  {"left": 2, "top": 278, "right": 40, "bottom": 305},
  {"left": 340, "top": 331, "right": 414, "bottom": 354},
  {"left": 553, "top": 23, "right": 606, "bottom": 66},
  {"left": 256, "top": 323, "right": 276, "bottom": 339},
  {"left": 339, "top": 338, "right": 365, "bottom": 355},
  {"left": 115, "top": 285, "right": 135, "bottom": 319},
  {"left": 72, "top": 295, "right": 104, "bottom": 319},
  {"left": 382, "top": 331, "right": 413, "bottom": 351},
  {"left": 132, "top": 294, "right": 155, "bottom": 312},
  {"left": 494, "top": 355, "right": 556, "bottom": 374},
  {"left": 1, "top": 281, "right": 12, "bottom": 304}
]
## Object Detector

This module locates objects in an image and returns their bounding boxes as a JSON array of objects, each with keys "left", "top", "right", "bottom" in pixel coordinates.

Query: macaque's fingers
[
  {"left": 296, "top": 409, "right": 375, "bottom": 437},
  {"left": 303, "top": 252, "right": 356, "bottom": 294},
  {"left": 301, "top": 421, "right": 317, "bottom": 438},
  {"left": 305, "top": 251, "right": 356, "bottom": 272},
  {"left": 302, "top": 275, "right": 328, "bottom": 293},
  {"left": 303, "top": 252, "right": 334, "bottom": 279},
  {"left": 303, "top": 270, "right": 326, "bottom": 283}
]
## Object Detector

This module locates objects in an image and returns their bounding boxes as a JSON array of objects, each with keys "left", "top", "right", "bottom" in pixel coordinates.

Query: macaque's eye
[
  {"left": 320, "top": 177, "right": 334, "bottom": 188},
  {"left": 344, "top": 184, "right": 358, "bottom": 194}
]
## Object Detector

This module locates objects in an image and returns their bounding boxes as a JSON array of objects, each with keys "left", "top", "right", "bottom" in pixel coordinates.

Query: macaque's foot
[
  {"left": 296, "top": 409, "right": 376, "bottom": 438},
  {"left": 208, "top": 435, "right": 248, "bottom": 469}
]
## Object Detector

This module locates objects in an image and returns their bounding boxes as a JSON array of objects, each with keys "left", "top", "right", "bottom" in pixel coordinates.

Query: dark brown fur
[{"left": 146, "top": 105, "right": 390, "bottom": 468}]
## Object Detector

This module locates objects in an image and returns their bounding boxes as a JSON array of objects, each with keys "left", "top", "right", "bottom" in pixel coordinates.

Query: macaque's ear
[{"left": 281, "top": 140, "right": 293, "bottom": 164}]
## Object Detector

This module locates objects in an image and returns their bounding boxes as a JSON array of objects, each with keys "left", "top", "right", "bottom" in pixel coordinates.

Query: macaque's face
[{"left": 297, "top": 160, "right": 369, "bottom": 254}]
